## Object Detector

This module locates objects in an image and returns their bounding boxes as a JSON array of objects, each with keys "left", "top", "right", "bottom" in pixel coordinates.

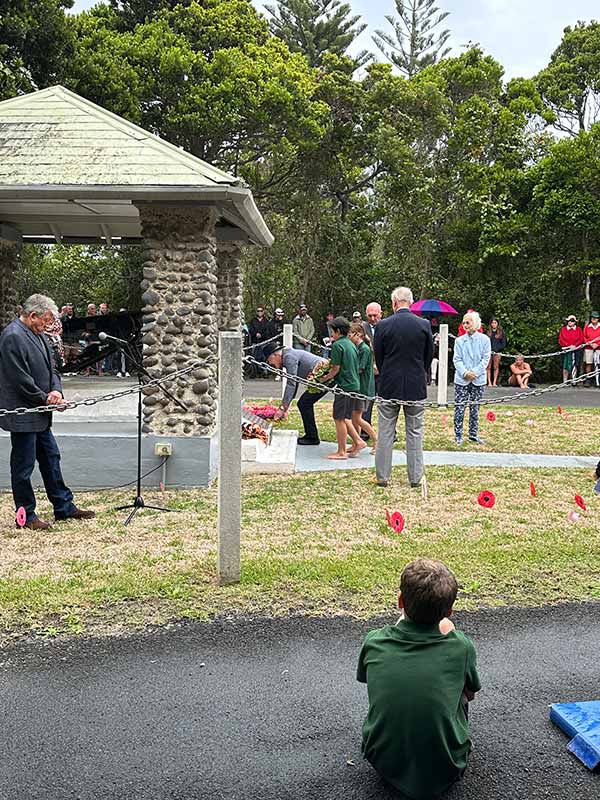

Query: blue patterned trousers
[{"left": 454, "top": 384, "right": 485, "bottom": 439}]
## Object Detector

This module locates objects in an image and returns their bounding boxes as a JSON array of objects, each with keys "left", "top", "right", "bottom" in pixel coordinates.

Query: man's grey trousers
[{"left": 375, "top": 402, "right": 424, "bottom": 485}]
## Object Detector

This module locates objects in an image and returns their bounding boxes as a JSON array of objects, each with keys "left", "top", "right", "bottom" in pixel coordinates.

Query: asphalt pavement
[{"left": 0, "top": 604, "right": 598, "bottom": 799}]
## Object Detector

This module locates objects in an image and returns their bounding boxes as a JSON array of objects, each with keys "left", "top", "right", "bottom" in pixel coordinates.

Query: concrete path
[
  {"left": 0, "top": 605, "right": 597, "bottom": 799},
  {"left": 295, "top": 443, "right": 598, "bottom": 472}
]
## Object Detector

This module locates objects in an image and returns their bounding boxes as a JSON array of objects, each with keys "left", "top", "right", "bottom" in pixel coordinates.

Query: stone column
[
  {"left": 136, "top": 205, "right": 219, "bottom": 436},
  {"left": 216, "top": 242, "right": 243, "bottom": 331},
  {"left": 0, "top": 227, "right": 21, "bottom": 330}
]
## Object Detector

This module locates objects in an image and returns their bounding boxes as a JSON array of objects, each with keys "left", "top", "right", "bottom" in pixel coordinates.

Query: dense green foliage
[
  {"left": 266, "top": 0, "right": 368, "bottom": 67},
  {"left": 7, "top": 2, "right": 600, "bottom": 369}
]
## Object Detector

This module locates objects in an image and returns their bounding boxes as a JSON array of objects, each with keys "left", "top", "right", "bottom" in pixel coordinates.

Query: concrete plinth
[{"left": 0, "top": 431, "right": 218, "bottom": 490}]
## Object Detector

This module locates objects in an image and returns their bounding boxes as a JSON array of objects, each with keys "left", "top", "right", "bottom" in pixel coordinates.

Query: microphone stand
[{"left": 110, "top": 334, "right": 187, "bottom": 525}]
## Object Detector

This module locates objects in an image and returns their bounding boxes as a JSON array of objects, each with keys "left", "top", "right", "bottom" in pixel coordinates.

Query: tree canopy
[{"left": 6, "top": 0, "right": 600, "bottom": 370}]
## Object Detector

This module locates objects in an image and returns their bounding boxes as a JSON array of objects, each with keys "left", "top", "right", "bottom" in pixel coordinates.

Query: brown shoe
[
  {"left": 55, "top": 508, "right": 96, "bottom": 521},
  {"left": 16, "top": 518, "right": 52, "bottom": 531}
]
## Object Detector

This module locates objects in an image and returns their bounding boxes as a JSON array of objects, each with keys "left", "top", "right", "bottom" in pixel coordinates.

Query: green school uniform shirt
[
  {"left": 357, "top": 620, "right": 481, "bottom": 800},
  {"left": 330, "top": 336, "right": 360, "bottom": 392},
  {"left": 356, "top": 340, "right": 375, "bottom": 397}
]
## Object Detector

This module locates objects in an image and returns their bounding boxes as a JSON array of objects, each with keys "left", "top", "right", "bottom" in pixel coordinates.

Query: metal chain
[
  {"left": 0, "top": 358, "right": 216, "bottom": 418},
  {"left": 292, "top": 332, "right": 331, "bottom": 352},
  {"left": 447, "top": 330, "right": 600, "bottom": 360},
  {"left": 242, "top": 333, "right": 282, "bottom": 352},
  {"left": 244, "top": 353, "right": 600, "bottom": 408}
]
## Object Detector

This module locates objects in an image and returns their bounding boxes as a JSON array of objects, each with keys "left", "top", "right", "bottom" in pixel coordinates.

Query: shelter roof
[{"left": 0, "top": 86, "right": 273, "bottom": 246}]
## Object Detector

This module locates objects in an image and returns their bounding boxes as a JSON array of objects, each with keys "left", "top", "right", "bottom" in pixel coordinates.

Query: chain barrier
[
  {"left": 292, "top": 332, "right": 331, "bottom": 352},
  {"left": 0, "top": 358, "right": 216, "bottom": 418},
  {"left": 447, "top": 330, "right": 600, "bottom": 360},
  {"left": 242, "top": 333, "right": 282, "bottom": 352},
  {"left": 243, "top": 353, "right": 600, "bottom": 409}
]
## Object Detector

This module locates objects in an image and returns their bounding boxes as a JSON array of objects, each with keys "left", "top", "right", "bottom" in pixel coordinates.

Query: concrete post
[
  {"left": 218, "top": 331, "right": 242, "bottom": 585},
  {"left": 282, "top": 323, "right": 293, "bottom": 401},
  {"left": 437, "top": 324, "right": 449, "bottom": 407}
]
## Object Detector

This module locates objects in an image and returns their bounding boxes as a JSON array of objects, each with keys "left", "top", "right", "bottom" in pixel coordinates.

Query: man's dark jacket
[
  {"left": 0, "top": 319, "right": 61, "bottom": 432},
  {"left": 373, "top": 308, "right": 433, "bottom": 401}
]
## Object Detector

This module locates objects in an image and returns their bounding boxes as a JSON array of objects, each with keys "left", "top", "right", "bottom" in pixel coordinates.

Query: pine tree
[
  {"left": 265, "top": 0, "right": 369, "bottom": 68},
  {"left": 372, "top": 0, "right": 451, "bottom": 77}
]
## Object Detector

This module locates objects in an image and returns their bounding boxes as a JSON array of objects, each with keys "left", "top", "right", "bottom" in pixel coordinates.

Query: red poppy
[
  {"left": 477, "top": 491, "right": 495, "bottom": 509},
  {"left": 15, "top": 506, "right": 26, "bottom": 528},
  {"left": 529, "top": 482, "right": 536, "bottom": 497},
  {"left": 385, "top": 509, "right": 405, "bottom": 534},
  {"left": 486, "top": 411, "right": 496, "bottom": 422},
  {"left": 574, "top": 495, "right": 587, "bottom": 511},
  {"left": 557, "top": 405, "right": 563, "bottom": 415}
]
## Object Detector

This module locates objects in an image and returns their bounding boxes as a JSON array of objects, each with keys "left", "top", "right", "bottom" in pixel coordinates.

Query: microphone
[{"left": 98, "top": 331, "right": 128, "bottom": 345}]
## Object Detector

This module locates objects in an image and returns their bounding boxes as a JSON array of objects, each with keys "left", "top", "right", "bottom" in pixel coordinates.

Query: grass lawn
[
  {"left": 1, "top": 466, "right": 599, "bottom": 642},
  {"left": 251, "top": 398, "right": 600, "bottom": 456}
]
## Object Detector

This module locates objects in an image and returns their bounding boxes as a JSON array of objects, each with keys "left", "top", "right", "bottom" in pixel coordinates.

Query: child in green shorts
[
  {"left": 357, "top": 558, "right": 481, "bottom": 799},
  {"left": 349, "top": 323, "right": 377, "bottom": 455},
  {"left": 321, "top": 316, "right": 365, "bottom": 460}
]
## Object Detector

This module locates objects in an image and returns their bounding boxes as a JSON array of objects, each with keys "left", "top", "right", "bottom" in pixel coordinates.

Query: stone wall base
[{"left": 0, "top": 432, "right": 219, "bottom": 491}]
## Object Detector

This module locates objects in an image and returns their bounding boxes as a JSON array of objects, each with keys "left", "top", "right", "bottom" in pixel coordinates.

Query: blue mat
[{"left": 550, "top": 701, "right": 600, "bottom": 770}]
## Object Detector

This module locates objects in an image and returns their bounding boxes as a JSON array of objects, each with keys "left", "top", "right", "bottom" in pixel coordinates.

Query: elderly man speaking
[
  {"left": 373, "top": 286, "right": 433, "bottom": 488},
  {"left": 0, "top": 294, "right": 95, "bottom": 529}
]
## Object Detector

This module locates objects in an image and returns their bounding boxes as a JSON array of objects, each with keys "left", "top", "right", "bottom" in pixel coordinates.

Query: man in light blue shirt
[{"left": 453, "top": 312, "right": 491, "bottom": 445}]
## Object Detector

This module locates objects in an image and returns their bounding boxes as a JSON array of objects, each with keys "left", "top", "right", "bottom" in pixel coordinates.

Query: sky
[{"left": 70, "top": 0, "right": 600, "bottom": 80}]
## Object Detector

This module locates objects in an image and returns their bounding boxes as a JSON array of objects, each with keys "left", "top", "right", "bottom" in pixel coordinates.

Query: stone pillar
[
  {"left": 216, "top": 242, "right": 243, "bottom": 331},
  {"left": 136, "top": 205, "right": 219, "bottom": 436},
  {"left": 0, "top": 227, "right": 21, "bottom": 330}
]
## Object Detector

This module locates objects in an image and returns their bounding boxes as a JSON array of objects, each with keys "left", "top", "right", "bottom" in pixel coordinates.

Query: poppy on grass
[
  {"left": 529, "top": 482, "right": 536, "bottom": 497},
  {"left": 486, "top": 411, "right": 496, "bottom": 422},
  {"left": 385, "top": 509, "right": 405, "bottom": 534},
  {"left": 574, "top": 495, "right": 587, "bottom": 511},
  {"left": 16, "top": 507, "right": 26, "bottom": 528},
  {"left": 477, "top": 491, "right": 495, "bottom": 509}
]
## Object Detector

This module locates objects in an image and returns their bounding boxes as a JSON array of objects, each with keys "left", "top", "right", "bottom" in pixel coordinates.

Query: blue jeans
[{"left": 10, "top": 429, "right": 76, "bottom": 522}]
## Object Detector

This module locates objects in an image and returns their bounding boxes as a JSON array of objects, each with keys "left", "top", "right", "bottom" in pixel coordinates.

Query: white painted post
[
  {"left": 437, "top": 324, "right": 449, "bottom": 407},
  {"left": 282, "top": 323, "right": 293, "bottom": 400},
  {"left": 218, "top": 331, "right": 242, "bottom": 585}
]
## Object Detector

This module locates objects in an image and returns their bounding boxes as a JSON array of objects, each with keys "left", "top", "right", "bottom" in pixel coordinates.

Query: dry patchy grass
[{"left": 0, "top": 466, "right": 599, "bottom": 642}]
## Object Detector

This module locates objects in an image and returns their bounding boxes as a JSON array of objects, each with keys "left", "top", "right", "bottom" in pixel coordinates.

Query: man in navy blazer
[
  {"left": 0, "top": 294, "right": 95, "bottom": 530},
  {"left": 373, "top": 286, "right": 433, "bottom": 488}
]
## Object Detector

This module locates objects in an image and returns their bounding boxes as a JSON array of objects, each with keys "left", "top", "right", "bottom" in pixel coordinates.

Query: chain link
[
  {"left": 0, "top": 358, "right": 216, "bottom": 418},
  {"left": 447, "top": 330, "right": 600, "bottom": 360},
  {"left": 242, "top": 333, "right": 282, "bottom": 352},
  {"left": 244, "top": 353, "right": 600, "bottom": 408}
]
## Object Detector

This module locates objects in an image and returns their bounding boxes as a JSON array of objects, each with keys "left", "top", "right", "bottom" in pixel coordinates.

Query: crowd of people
[
  {"left": 258, "top": 292, "right": 600, "bottom": 478},
  {"left": 43, "top": 301, "right": 132, "bottom": 376}
]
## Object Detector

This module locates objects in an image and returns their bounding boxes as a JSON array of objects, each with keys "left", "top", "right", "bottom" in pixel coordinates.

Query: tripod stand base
[{"left": 114, "top": 496, "right": 176, "bottom": 526}]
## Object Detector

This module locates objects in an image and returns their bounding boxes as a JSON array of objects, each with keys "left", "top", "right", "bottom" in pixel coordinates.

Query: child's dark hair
[
  {"left": 595, "top": 460, "right": 600, "bottom": 480},
  {"left": 331, "top": 316, "right": 350, "bottom": 336},
  {"left": 400, "top": 559, "right": 458, "bottom": 624}
]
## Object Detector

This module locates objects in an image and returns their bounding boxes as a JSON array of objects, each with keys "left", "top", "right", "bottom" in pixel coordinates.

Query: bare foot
[{"left": 327, "top": 453, "right": 347, "bottom": 460}]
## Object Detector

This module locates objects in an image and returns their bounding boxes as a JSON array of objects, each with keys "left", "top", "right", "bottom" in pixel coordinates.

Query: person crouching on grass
[
  {"left": 348, "top": 323, "right": 377, "bottom": 454},
  {"left": 320, "top": 317, "right": 365, "bottom": 460},
  {"left": 357, "top": 558, "right": 481, "bottom": 799}
]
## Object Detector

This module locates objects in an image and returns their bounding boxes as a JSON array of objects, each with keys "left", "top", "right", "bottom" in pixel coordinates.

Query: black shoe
[
  {"left": 360, "top": 434, "right": 370, "bottom": 442},
  {"left": 297, "top": 436, "right": 320, "bottom": 446}
]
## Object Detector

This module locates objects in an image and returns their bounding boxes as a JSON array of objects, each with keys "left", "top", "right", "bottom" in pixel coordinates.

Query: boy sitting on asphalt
[
  {"left": 320, "top": 316, "right": 365, "bottom": 460},
  {"left": 357, "top": 558, "right": 481, "bottom": 799}
]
